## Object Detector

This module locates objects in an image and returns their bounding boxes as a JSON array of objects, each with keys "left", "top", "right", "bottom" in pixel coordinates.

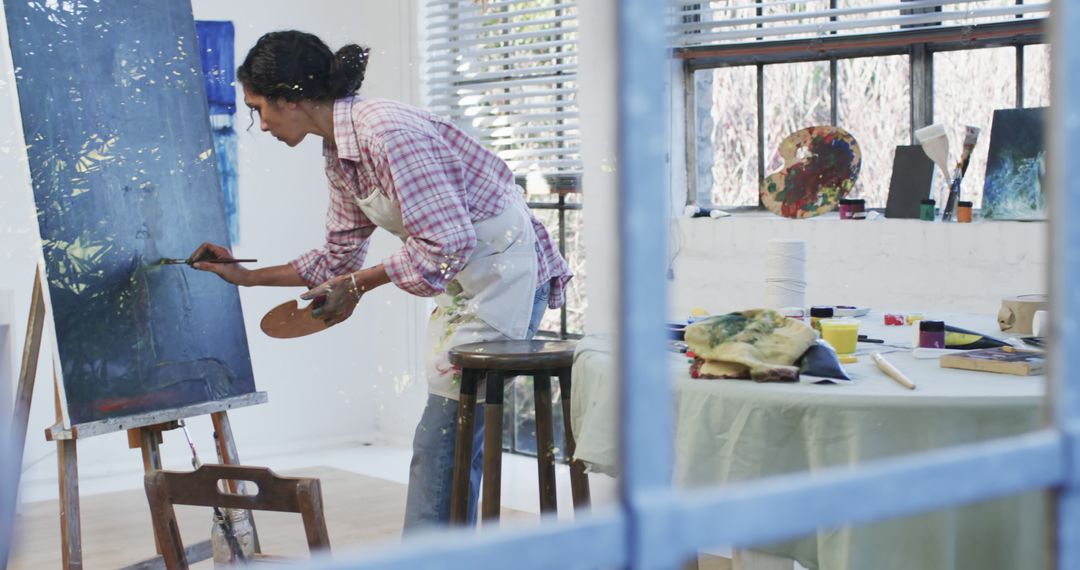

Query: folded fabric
[
  {"left": 799, "top": 339, "right": 852, "bottom": 383},
  {"left": 685, "top": 309, "right": 818, "bottom": 382}
]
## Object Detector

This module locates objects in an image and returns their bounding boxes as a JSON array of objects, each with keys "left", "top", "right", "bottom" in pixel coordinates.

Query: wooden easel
[{"left": 9, "top": 269, "right": 266, "bottom": 569}]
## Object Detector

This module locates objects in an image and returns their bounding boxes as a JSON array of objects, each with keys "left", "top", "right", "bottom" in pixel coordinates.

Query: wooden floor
[
  {"left": 7, "top": 466, "right": 535, "bottom": 568},
  {"left": 8, "top": 465, "right": 732, "bottom": 569}
]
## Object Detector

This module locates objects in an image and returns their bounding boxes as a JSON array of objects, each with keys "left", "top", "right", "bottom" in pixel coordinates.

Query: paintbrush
[
  {"left": 914, "top": 123, "right": 951, "bottom": 205},
  {"left": 941, "top": 126, "right": 981, "bottom": 222},
  {"left": 157, "top": 257, "right": 257, "bottom": 265}
]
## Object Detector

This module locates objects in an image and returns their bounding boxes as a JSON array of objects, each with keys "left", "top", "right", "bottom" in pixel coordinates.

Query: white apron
[{"left": 354, "top": 187, "right": 538, "bottom": 399}]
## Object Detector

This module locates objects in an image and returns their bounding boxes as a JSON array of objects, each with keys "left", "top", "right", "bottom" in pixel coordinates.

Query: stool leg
[
  {"left": 481, "top": 372, "right": 505, "bottom": 523},
  {"left": 557, "top": 367, "right": 591, "bottom": 509},
  {"left": 533, "top": 373, "right": 558, "bottom": 514},
  {"left": 450, "top": 368, "right": 481, "bottom": 525}
]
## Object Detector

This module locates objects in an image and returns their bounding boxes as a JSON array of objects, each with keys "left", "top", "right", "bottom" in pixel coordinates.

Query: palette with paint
[
  {"left": 260, "top": 299, "right": 332, "bottom": 339},
  {"left": 760, "top": 126, "right": 862, "bottom": 219}
]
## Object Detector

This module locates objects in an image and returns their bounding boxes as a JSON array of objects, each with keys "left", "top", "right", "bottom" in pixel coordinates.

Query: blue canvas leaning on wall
[
  {"left": 196, "top": 20, "right": 240, "bottom": 244},
  {"left": 3, "top": 0, "right": 257, "bottom": 427}
]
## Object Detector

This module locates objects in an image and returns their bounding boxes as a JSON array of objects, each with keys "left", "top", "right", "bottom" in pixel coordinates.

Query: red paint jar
[
  {"left": 918, "top": 320, "right": 946, "bottom": 348},
  {"left": 839, "top": 198, "right": 866, "bottom": 220},
  {"left": 838, "top": 199, "right": 853, "bottom": 219}
]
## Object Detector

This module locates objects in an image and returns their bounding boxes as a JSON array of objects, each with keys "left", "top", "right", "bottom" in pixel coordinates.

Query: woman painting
[{"left": 191, "top": 30, "right": 572, "bottom": 531}]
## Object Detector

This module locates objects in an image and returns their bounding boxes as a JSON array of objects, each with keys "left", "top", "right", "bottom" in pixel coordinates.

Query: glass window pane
[
  {"left": 933, "top": 47, "right": 1017, "bottom": 209},
  {"left": 697, "top": 66, "right": 759, "bottom": 206},
  {"left": 1024, "top": 44, "right": 1051, "bottom": 108},
  {"left": 763, "top": 60, "right": 832, "bottom": 174},
  {"left": 837, "top": 55, "right": 910, "bottom": 208},
  {"left": 531, "top": 199, "right": 584, "bottom": 336}
]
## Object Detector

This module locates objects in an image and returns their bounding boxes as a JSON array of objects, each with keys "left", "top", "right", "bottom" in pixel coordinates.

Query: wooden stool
[{"left": 448, "top": 340, "right": 591, "bottom": 524}]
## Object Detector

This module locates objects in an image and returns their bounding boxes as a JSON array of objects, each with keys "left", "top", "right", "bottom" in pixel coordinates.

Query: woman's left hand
[{"left": 301, "top": 273, "right": 362, "bottom": 326}]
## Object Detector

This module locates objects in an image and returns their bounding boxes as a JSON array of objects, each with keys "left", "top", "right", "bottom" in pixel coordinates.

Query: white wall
[
  {"left": 671, "top": 215, "right": 1046, "bottom": 318},
  {"left": 1, "top": 0, "right": 428, "bottom": 505},
  {"left": 577, "top": 0, "right": 618, "bottom": 335}
]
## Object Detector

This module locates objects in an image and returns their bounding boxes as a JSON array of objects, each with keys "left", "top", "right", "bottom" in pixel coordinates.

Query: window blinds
[
  {"left": 424, "top": 1, "right": 580, "bottom": 191},
  {"left": 671, "top": 0, "right": 1051, "bottom": 48}
]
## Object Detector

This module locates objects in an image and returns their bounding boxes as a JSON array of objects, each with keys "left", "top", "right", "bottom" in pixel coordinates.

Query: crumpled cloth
[{"left": 684, "top": 308, "right": 817, "bottom": 382}]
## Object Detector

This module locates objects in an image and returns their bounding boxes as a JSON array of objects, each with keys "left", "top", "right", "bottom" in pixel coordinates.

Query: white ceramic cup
[{"left": 1032, "top": 310, "right": 1049, "bottom": 337}]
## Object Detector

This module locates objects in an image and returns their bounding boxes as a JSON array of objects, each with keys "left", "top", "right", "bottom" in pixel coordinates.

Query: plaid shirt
[{"left": 290, "top": 97, "right": 571, "bottom": 308}]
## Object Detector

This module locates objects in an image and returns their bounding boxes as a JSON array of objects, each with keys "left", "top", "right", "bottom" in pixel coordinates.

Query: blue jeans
[{"left": 402, "top": 282, "right": 551, "bottom": 533}]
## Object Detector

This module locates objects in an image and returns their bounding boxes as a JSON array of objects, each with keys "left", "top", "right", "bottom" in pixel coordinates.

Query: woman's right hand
[{"left": 189, "top": 242, "right": 251, "bottom": 286}]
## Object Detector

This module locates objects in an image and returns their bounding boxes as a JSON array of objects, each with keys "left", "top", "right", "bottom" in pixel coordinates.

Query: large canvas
[
  {"left": 4, "top": 0, "right": 256, "bottom": 427},
  {"left": 981, "top": 107, "right": 1047, "bottom": 221}
]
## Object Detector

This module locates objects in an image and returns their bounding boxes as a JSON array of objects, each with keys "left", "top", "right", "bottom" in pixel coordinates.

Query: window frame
[
  {"left": 682, "top": 17, "right": 1047, "bottom": 208},
  {"left": 305, "top": 2, "right": 1079, "bottom": 569}
]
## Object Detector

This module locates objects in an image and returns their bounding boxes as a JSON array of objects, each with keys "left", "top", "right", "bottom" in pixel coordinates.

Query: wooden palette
[
  {"left": 260, "top": 299, "right": 331, "bottom": 339},
  {"left": 760, "top": 126, "right": 862, "bottom": 219}
]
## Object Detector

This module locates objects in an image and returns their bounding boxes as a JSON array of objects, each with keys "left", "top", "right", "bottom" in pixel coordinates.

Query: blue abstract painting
[
  {"left": 196, "top": 20, "right": 239, "bottom": 243},
  {"left": 981, "top": 107, "right": 1047, "bottom": 221},
  {"left": 3, "top": 0, "right": 256, "bottom": 426}
]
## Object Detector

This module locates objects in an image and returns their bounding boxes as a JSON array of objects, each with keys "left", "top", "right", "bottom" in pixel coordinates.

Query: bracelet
[{"left": 349, "top": 272, "right": 362, "bottom": 301}]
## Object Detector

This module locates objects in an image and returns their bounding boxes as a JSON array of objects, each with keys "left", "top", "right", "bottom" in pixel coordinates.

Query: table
[{"left": 570, "top": 313, "right": 1046, "bottom": 570}]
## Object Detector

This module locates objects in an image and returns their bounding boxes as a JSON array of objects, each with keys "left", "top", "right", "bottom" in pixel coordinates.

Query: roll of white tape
[{"left": 1032, "top": 310, "right": 1049, "bottom": 337}]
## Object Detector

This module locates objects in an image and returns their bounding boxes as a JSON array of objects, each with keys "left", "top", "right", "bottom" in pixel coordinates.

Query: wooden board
[{"left": 939, "top": 347, "right": 1045, "bottom": 376}]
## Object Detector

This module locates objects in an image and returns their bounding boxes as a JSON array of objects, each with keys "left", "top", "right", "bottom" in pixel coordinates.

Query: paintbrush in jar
[{"left": 941, "top": 126, "right": 981, "bottom": 222}]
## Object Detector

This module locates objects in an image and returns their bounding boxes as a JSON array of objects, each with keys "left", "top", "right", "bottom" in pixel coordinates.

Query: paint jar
[
  {"left": 957, "top": 200, "right": 973, "bottom": 223},
  {"left": 920, "top": 198, "right": 936, "bottom": 221},
  {"left": 779, "top": 306, "right": 806, "bottom": 323},
  {"left": 820, "top": 318, "right": 860, "bottom": 355},
  {"left": 839, "top": 199, "right": 867, "bottom": 220},
  {"left": 810, "top": 306, "right": 834, "bottom": 332},
  {"left": 839, "top": 198, "right": 855, "bottom": 219},
  {"left": 918, "top": 320, "right": 946, "bottom": 349},
  {"left": 846, "top": 198, "right": 866, "bottom": 220},
  {"left": 211, "top": 508, "right": 256, "bottom": 565},
  {"left": 884, "top": 313, "right": 905, "bottom": 326}
]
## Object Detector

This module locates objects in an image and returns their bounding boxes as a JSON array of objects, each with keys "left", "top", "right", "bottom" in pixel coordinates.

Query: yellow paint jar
[{"left": 820, "top": 318, "right": 860, "bottom": 355}]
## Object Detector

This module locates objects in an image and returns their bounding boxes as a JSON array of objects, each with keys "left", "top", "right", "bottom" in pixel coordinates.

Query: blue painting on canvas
[
  {"left": 3, "top": 0, "right": 256, "bottom": 426},
  {"left": 196, "top": 20, "right": 240, "bottom": 243},
  {"left": 981, "top": 107, "right": 1047, "bottom": 220}
]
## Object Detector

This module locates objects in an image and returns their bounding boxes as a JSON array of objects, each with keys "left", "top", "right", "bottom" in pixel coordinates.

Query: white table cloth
[{"left": 570, "top": 313, "right": 1046, "bottom": 570}]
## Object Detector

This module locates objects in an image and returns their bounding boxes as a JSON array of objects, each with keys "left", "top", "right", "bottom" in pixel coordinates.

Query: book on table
[{"left": 939, "top": 347, "right": 1045, "bottom": 376}]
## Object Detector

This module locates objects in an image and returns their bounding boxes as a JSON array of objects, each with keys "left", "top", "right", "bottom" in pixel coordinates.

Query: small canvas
[
  {"left": 981, "top": 107, "right": 1047, "bottom": 220},
  {"left": 885, "top": 145, "right": 935, "bottom": 219}
]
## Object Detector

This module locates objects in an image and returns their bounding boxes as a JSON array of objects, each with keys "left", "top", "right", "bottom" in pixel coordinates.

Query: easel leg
[
  {"left": 52, "top": 355, "right": 82, "bottom": 569},
  {"left": 11, "top": 271, "right": 45, "bottom": 478},
  {"left": 210, "top": 411, "right": 261, "bottom": 553},
  {"left": 130, "top": 426, "right": 166, "bottom": 554},
  {"left": 57, "top": 438, "right": 82, "bottom": 569},
  {"left": 2, "top": 267, "right": 46, "bottom": 570}
]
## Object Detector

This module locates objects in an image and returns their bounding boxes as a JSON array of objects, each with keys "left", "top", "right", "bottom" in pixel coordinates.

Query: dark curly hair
[{"left": 237, "top": 30, "right": 370, "bottom": 102}]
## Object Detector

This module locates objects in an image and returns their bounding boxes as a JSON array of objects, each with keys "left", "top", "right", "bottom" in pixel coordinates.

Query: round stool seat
[{"left": 449, "top": 340, "right": 575, "bottom": 371}]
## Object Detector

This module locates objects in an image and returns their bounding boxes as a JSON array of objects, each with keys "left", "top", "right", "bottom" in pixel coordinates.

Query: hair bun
[{"left": 330, "top": 44, "right": 370, "bottom": 96}]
